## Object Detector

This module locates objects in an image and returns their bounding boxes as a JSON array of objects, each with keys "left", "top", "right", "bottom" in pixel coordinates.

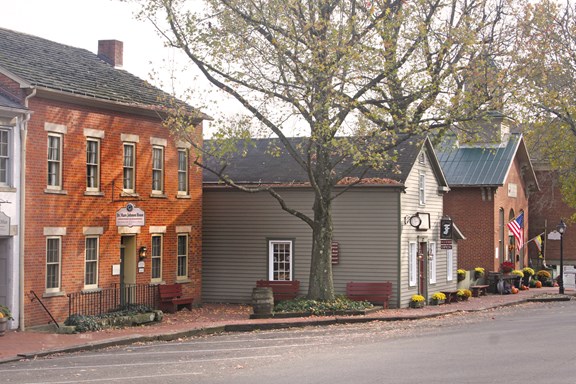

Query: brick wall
[{"left": 23, "top": 97, "right": 203, "bottom": 327}]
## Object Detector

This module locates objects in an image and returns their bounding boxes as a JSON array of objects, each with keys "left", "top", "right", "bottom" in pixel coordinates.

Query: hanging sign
[
  {"left": 116, "top": 203, "right": 145, "bottom": 227},
  {"left": 440, "top": 218, "right": 453, "bottom": 239},
  {"left": 0, "top": 211, "right": 10, "bottom": 236}
]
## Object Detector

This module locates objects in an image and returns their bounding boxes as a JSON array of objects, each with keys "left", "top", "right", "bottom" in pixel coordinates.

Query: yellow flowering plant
[
  {"left": 511, "top": 269, "right": 524, "bottom": 278},
  {"left": 431, "top": 292, "right": 446, "bottom": 301},
  {"left": 522, "top": 267, "right": 535, "bottom": 276},
  {"left": 474, "top": 267, "right": 485, "bottom": 275},
  {"left": 411, "top": 294, "right": 425, "bottom": 302}
]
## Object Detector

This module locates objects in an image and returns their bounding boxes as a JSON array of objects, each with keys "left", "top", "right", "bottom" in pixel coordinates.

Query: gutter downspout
[{"left": 19, "top": 88, "right": 35, "bottom": 331}]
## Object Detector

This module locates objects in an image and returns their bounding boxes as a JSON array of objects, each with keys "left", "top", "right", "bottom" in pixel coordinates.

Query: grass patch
[{"left": 274, "top": 295, "right": 374, "bottom": 315}]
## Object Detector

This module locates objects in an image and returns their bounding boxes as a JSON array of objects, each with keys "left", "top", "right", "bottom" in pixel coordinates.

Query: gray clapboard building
[{"left": 202, "top": 136, "right": 462, "bottom": 308}]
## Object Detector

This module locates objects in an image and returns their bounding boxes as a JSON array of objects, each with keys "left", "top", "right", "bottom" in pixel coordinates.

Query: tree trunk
[{"left": 307, "top": 191, "right": 335, "bottom": 301}]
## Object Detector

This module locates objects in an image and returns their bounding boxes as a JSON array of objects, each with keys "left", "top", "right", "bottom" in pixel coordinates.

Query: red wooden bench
[
  {"left": 470, "top": 285, "right": 489, "bottom": 297},
  {"left": 256, "top": 280, "right": 300, "bottom": 302},
  {"left": 346, "top": 282, "right": 392, "bottom": 308},
  {"left": 158, "top": 284, "right": 193, "bottom": 313},
  {"left": 441, "top": 290, "right": 459, "bottom": 304}
]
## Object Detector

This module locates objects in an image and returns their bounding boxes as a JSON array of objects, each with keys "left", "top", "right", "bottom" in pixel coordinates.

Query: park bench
[
  {"left": 441, "top": 290, "right": 460, "bottom": 304},
  {"left": 470, "top": 285, "right": 489, "bottom": 297},
  {"left": 158, "top": 284, "right": 193, "bottom": 313},
  {"left": 346, "top": 282, "right": 392, "bottom": 308},
  {"left": 256, "top": 280, "right": 300, "bottom": 302}
]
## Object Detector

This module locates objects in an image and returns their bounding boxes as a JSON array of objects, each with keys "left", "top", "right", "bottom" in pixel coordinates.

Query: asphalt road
[{"left": 1, "top": 300, "right": 575, "bottom": 384}]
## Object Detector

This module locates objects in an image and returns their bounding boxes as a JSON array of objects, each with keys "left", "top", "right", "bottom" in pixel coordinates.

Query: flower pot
[
  {"left": 0, "top": 317, "right": 8, "bottom": 336},
  {"left": 430, "top": 299, "right": 444, "bottom": 306},
  {"left": 410, "top": 301, "right": 424, "bottom": 308}
]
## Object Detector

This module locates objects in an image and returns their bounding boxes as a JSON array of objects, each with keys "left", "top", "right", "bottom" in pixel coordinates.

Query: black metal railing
[{"left": 68, "top": 284, "right": 159, "bottom": 318}]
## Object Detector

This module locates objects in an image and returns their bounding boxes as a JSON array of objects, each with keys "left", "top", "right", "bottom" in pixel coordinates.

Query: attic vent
[{"left": 98, "top": 40, "right": 123, "bottom": 68}]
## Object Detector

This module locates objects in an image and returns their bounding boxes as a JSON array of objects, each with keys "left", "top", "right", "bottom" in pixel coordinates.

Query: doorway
[
  {"left": 120, "top": 235, "right": 136, "bottom": 305},
  {"left": 418, "top": 242, "right": 428, "bottom": 298}
]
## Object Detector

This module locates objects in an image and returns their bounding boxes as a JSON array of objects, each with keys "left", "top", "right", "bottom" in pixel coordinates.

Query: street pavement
[{"left": 0, "top": 287, "right": 570, "bottom": 364}]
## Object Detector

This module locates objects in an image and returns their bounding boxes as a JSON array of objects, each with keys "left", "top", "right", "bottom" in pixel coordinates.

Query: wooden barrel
[{"left": 251, "top": 287, "right": 274, "bottom": 315}]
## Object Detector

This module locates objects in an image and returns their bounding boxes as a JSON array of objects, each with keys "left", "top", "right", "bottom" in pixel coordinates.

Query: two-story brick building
[{"left": 0, "top": 28, "right": 208, "bottom": 328}]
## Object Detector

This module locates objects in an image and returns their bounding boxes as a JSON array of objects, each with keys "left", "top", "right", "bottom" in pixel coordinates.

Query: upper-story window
[
  {"left": 178, "top": 148, "right": 189, "bottom": 195},
  {"left": 152, "top": 146, "right": 164, "bottom": 193},
  {"left": 47, "top": 133, "right": 63, "bottom": 189},
  {"left": 418, "top": 172, "right": 426, "bottom": 205},
  {"left": 86, "top": 138, "right": 100, "bottom": 191},
  {"left": 419, "top": 151, "right": 426, "bottom": 164},
  {"left": 0, "top": 128, "right": 10, "bottom": 186},
  {"left": 123, "top": 143, "right": 135, "bottom": 192}
]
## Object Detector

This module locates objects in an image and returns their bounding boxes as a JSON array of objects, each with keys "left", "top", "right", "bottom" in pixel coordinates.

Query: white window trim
[
  {"left": 177, "top": 234, "right": 189, "bottom": 279},
  {"left": 151, "top": 145, "right": 164, "bottom": 194},
  {"left": 151, "top": 234, "right": 163, "bottom": 282},
  {"left": 47, "top": 133, "right": 63, "bottom": 190},
  {"left": 86, "top": 138, "right": 100, "bottom": 192},
  {"left": 46, "top": 236, "right": 62, "bottom": 293},
  {"left": 123, "top": 142, "right": 136, "bottom": 193},
  {"left": 447, "top": 249, "right": 454, "bottom": 281},
  {"left": 408, "top": 242, "right": 417, "bottom": 287},
  {"left": 84, "top": 236, "right": 99, "bottom": 290},
  {"left": 268, "top": 240, "right": 293, "bottom": 281},
  {"left": 177, "top": 148, "right": 189, "bottom": 195},
  {"left": 429, "top": 241, "right": 437, "bottom": 284}
]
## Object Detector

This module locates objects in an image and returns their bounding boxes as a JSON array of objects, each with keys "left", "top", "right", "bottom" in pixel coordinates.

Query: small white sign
[
  {"left": 508, "top": 183, "right": 517, "bottom": 198},
  {"left": 0, "top": 211, "right": 10, "bottom": 236},
  {"left": 116, "top": 203, "right": 145, "bottom": 227},
  {"left": 548, "top": 230, "right": 562, "bottom": 241},
  {"left": 563, "top": 266, "right": 576, "bottom": 290},
  {"left": 112, "top": 264, "right": 121, "bottom": 276}
]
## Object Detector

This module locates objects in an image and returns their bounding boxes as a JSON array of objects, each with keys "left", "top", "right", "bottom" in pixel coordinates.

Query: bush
[
  {"left": 274, "top": 296, "right": 373, "bottom": 315},
  {"left": 431, "top": 292, "right": 446, "bottom": 301},
  {"left": 457, "top": 289, "right": 472, "bottom": 298},
  {"left": 65, "top": 304, "right": 154, "bottom": 333},
  {"left": 536, "top": 270, "right": 551, "bottom": 280}
]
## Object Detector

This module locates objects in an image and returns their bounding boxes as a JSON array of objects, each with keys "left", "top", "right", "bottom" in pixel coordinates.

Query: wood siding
[{"left": 202, "top": 187, "right": 402, "bottom": 305}]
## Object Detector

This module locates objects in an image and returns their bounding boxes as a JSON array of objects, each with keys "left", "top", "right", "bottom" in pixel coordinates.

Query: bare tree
[{"left": 138, "top": 0, "right": 517, "bottom": 300}]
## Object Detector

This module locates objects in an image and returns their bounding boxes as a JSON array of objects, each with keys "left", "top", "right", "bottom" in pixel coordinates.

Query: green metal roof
[{"left": 437, "top": 134, "right": 521, "bottom": 186}]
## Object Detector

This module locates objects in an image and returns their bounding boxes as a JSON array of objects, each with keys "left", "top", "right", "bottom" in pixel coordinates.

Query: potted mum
[
  {"left": 474, "top": 267, "right": 485, "bottom": 280},
  {"left": 457, "top": 269, "right": 466, "bottom": 282},
  {"left": 500, "top": 261, "right": 514, "bottom": 274},
  {"left": 457, "top": 289, "right": 472, "bottom": 301},
  {"left": 511, "top": 270, "right": 524, "bottom": 288},
  {"left": 430, "top": 292, "right": 446, "bottom": 305},
  {"left": 0, "top": 304, "right": 13, "bottom": 336},
  {"left": 522, "top": 267, "right": 535, "bottom": 286},
  {"left": 410, "top": 294, "right": 426, "bottom": 308}
]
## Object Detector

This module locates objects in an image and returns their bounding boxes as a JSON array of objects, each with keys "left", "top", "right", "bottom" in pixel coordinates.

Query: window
[
  {"left": 268, "top": 240, "right": 292, "bottom": 281},
  {"left": 447, "top": 249, "right": 454, "bottom": 281},
  {"left": 123, "top": 143, "right": 135, "bottom": 192},
  {"left": 47, "top": 134, "right": 62, "bottom": 189},
  {"left": 46, "top": 237, "right": 61, "bottom": 292},
  {"left": 418, "top": 172, "right": 426, "bottom": 205},
  {"left": 177, "top": 149, "right": 189, "bottom": 195},
  {"left": 85, "top": 237, "right": 99, "bottom": 289},
  {"left": 177, "top": 234, "right": 188, "bottom": 279},
  {"left": 86, "top": 139, "right": 100, "bottom": 191},
  {"left": 408, "top": 242, "right": 417, "bottom": 287},
  {"left": 0, "top": 128, "right": 9, "bottom": 185},
  {"left": 419, "top": 151, "right": 426, "bottom": 164},
  {"left": 429, "top": 242, "right": 436, "bottom": 284},
  {"left": 151, "top": 235, "right": 162, "bottom": 281},
  {"left": 152, "top": 146, "right": 164, "bottom": 193}
]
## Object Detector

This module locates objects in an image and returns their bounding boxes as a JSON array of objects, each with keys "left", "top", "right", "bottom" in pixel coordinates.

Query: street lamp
[{"left": 557, "top": 220, "right": 567, "bottom": 294}]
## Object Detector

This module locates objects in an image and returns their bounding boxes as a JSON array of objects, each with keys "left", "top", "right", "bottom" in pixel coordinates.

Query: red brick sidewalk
[{"left": 0, "top": 287, "right": 568, "bottom": 364}]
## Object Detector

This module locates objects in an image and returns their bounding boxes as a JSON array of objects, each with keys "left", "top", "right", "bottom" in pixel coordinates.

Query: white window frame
[
  {"left": 177, "top": 234, "right": 189, "bottom": 279},
  {"left": 408, "top": 242, "right": 417, "bottom": 287},
  {"left": 418, "top": 172, "right": 426, "bottom": 205},
  {"left": 47, "top": 133, "right": 63, "bottom": 190},
  {"left": 447, "top": 249, "right": 454, "bottom": 281},
  {"left": 0, "top": 127, "right": 11, "bottom": 186},
  {"left": 177, "top": 148, "right": 189, "bottom": 195},
  {"left": 151, "top": 234, "right": 163, "bottom": 282},
  {"left": 123, "top": 143, "right": 135, "bottom": 192},
  {"left": 419, "top": 151, "right": 426, "bottom": 165},
  {"left": 86, "top": 138, "right": 100, "bottom": 192},
  {"left": 429, "top": 241, "right": 437, "bottom": 284},
  {"left": 268, "top": 240, "right": 293, "bottom": 281},
  {"left": 46, "top": 237, "right": 62, "bottom": 293},
  {"left": 84, "top": 236, "right": 99, "bottom": 289},
  {"left": 152, "top": 145, "right": 164, "bottom": 193}
]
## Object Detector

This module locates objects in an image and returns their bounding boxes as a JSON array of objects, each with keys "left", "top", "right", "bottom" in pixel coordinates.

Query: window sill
[
  {"left": 176, "top": 278, "right": 191, "bottom": 283},
  {"left": 43, "top": 291, "right": 66, "bottom": 298},
  {"left": 120, "top": 192, "right": 140, "bottom": 198},
  {"left": 84, "top": 191, "right": 105, "bottom": 197},
  {"left": 176, "top": 194, "right": 191, "bottom": 199},
  {"left": 0, "top": 186, "right": 16, "bottom": 193},
  {"left": 81, "top": 288, "right": 102, "bottom": 293},
  {"left": 150, "top": 193, "right": 167, "bottom": 199},
  {"left": 44, "top": 189, "right": 68, "bottom": 195}
]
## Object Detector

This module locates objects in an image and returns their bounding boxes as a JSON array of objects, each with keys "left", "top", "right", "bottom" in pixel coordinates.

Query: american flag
[{"left": 507, "top": 212, "right": 524, "bottom": 250}]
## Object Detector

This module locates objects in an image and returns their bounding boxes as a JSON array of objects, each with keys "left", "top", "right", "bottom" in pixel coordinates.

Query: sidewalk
[{"left": 0, "top": 287, "right": 571, "bottom": 364}]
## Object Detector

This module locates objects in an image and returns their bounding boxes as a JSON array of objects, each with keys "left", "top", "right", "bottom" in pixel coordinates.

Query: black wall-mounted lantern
[{"left": 139, "top": 246, "right": 148, "bottom": 261}]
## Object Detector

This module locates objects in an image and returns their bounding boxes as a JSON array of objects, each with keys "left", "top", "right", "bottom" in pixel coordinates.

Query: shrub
[
  {"left": 431, "top": 292, "right": 446, "bottom": 301},
  {"left": 274, "top": 296, "right": 373, "bottom": 315},
  {"left": 522, "top": 267, "right": 535, "bottom": 276},
  {"left": 536, "top": 270, "right": 551, "bottom": 280}
]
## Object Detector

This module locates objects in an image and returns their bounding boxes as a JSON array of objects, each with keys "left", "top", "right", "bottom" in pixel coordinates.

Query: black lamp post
[{"left": 557, "top": 220, "right": 567, "bottom": 294}]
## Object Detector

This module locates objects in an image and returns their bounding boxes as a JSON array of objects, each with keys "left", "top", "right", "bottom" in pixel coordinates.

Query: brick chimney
[{"left": 98, "top": 40, "right": 123, "bottom": 68}]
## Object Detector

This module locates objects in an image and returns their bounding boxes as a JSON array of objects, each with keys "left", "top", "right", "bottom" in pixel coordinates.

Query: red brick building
[
  {"left": 437, "top": 115, "right": 539, "bottom": 274},
  {"left": 0, "top": 28, "right": 208, "bottom": 328}
]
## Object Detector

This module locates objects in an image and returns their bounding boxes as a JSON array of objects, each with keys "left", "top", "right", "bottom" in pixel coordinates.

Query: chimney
[{"left": 98, "top": 40, "right": 123, "bottom": 68}]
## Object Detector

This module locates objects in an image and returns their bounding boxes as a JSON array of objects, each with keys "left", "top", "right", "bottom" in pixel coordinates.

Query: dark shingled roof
[
  {"left": 0, "top": 27, "right": 206, "bottom": 117},
  {"left": 204, "top": 135, "right": 446, "bottom": 187},
  {"left": 0, "top": 93, "right": 26, "bottom": 111}
]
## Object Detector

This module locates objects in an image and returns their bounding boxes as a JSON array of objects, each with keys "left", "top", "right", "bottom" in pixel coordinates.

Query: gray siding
[{"left": 202, "top": 187, "right": 401, "bottom": 305}]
